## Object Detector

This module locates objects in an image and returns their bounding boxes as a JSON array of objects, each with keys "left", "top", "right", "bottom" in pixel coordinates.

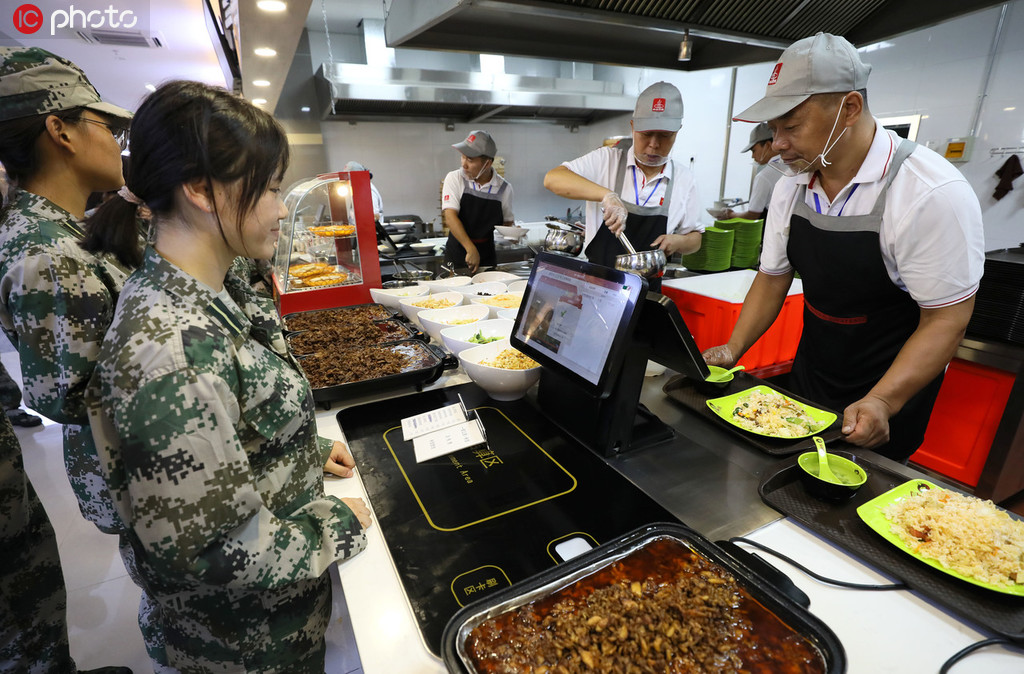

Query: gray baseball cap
[
  {"left": 741, "top": 123, "right": 774, "bottom": 152},
  {"left": 633, "top": 81, "right": 683, "bottom": 132},
  {"left": 453, "top": 130, "right": 497, "bottom": 158},
  {"left": 0, "top": 47, "right": 132, "bottom": 123},
  {"left": 733, "top": 33, "right": 871, "bottom": 123}
]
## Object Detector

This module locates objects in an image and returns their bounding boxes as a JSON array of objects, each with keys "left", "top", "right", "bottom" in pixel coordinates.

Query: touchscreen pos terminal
[{"left": 512, "top": 253, "right": 709, "bottom": 456}]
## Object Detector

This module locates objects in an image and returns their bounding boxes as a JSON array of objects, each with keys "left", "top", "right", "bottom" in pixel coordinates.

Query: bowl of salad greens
[{"left": 441, "top": 318, "right": 514, "bottom": 356}]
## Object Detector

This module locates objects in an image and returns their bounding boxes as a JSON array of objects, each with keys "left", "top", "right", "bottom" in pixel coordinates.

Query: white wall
[{"left": 309, "top": 1, "right": 1024, "bottom": 248}]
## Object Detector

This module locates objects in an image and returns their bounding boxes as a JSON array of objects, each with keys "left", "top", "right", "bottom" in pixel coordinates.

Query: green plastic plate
[
  {"left": 705, "top": 385, "right": 837, "bottom": 439},
  {"left": 856, "top": 479, "right": 1024, "bottom": 596}
]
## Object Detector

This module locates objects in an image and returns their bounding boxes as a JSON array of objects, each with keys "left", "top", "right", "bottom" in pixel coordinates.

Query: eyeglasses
[{"left": 74, "top": 117, "right": 130, "bottom": 150}]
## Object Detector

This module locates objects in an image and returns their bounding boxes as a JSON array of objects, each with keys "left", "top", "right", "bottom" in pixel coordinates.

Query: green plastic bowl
[{"left": 797, "top": 452, "right": 869, "bottom": 502}]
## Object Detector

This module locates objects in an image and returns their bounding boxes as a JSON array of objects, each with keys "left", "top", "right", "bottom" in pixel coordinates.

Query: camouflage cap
[{"left": 0, "top": 46, "right": 132, "bottom": 123}]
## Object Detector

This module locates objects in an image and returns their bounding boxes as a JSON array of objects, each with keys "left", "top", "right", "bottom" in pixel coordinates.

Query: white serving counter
[{"left": 315, "top": 371, "right": 1022, "bottom": 673}]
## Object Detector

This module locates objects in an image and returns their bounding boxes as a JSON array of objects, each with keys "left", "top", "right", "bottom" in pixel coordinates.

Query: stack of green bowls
[
  {"left": 683, "top": 227, "right": 734, "bottom": 271},
  {"left": 713, "top": 217, "right": 764, "bottom": 269}
]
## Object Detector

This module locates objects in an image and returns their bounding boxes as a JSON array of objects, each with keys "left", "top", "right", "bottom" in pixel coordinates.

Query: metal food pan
[
  {"left": 286, "top": 319, "right": 425, "bottom": 355},
  {"left": 302, "top": 339, "right": 457, "bottom": 408},
  {"left": 441, "top": 522, "right": 844, "bottom": 673},
  {"left": 281, "top": 303, "right": 399, "bottom": 332}
]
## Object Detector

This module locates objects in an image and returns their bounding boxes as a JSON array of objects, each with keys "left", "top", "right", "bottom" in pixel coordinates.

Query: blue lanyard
[
  {"left": 813, "top": 183, "right": 859, "bottom": 216},
  {"left": 631, "top": 166, "right": 657, "bottom": 207}
]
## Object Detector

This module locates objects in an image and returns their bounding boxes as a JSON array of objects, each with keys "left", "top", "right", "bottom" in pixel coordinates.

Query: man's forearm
[
  {"left": 864, "top": 298, "right": 974, "bottom": 415},
  {"left": 543, "top": 165, "right": 611, "bottom": 202}
]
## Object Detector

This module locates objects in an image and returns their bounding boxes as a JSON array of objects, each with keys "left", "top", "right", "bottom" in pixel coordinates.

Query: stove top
[{"left": 339, "top": 384, "right": 676, "bottom": 656}]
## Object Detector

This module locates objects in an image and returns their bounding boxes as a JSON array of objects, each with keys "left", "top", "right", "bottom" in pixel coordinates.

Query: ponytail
[{"left": 81, "top": 195, "right": 145, "bottom": 268}]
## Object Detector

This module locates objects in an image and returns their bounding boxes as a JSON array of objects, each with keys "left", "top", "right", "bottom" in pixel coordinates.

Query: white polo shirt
[
  {"left": 441, "top": 168, "right": 515, "bottom": 222},
  {"left": 748, "top": 162, "right": 784, "bottom": 214},
  {"left": 760, "top": 119, "right": 984, "bottom": 308},
  {"left": 561, "top": 146, "right": 704, "bottom": 250}
]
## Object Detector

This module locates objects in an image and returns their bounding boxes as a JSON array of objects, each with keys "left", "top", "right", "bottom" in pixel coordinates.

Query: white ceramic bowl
[
  {"left": 471, "top": 270, "right": 519, "bottom": 285},
  {"left": 455, "top": 281, "right": 507, "bottom": 300},
  {"left": 424, "top": 275, "right": 473, "bottom": 292},
  {"left": 368, "top": 284, "right": 429, "bottom": 310},
  {"left": 440, "top": 318, "right": 514, "bottom": 356},
  {"left": 398, "top": 291, "right": 464, "bottom": 329},
  {"left": 417, "top": 304, "right": 490, "bottom": 342},
  {"left": 507, "top": 280, "right": 527, "bottom": 294},
  {"left": 494, "top": 225, "right": 528, "bottom": 241},
  {"left": 496, "top": 308, "right": 520, "bottom": 322},
  {"left": 408, "top": 242, "right": 436, "bottom": 254},
  {"left": 470, "top": 291, "right": 525, "bottom": 319},
  {"left": 458, "top": 338, "right": 541, "bottom": 401}
]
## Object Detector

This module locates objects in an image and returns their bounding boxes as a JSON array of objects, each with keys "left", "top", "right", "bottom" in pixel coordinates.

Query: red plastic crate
[
  {"left": 661, "top": 271, "right": 804, "bottom": 371},
  {"left": 910, "top": 358, "right": 1015, "bottom": 487}
]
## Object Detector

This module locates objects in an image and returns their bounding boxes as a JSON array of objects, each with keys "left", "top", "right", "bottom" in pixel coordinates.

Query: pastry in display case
[{"left": 272, "top": 170, "right": 382, "bottom": 315}]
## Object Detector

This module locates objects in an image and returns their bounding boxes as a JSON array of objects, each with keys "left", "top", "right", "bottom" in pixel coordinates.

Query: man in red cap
[{"left": 705, "top": 33, "right": 984, "bottom": 462}]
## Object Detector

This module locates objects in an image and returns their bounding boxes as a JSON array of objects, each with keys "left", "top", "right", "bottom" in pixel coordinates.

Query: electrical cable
[
  {"left": 729, "top": 537, "right": 908, "bottom": 591},
  {"left": 938, "top": 638, "right": 1020, "bottom": 674}
]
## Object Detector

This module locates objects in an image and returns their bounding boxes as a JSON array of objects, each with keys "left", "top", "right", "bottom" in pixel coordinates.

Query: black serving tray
[
  {"left": 441, "top": 521, "right": 845, "bottom": 673},
  {"left": 301, "top": 339, "right": 457, "bottom": 409},
  {"left": 663, "top": 371, "right": 842, "bottom": 456},
  {"left": 759, "top": 453, "right": 1024, "bottom": 642}
]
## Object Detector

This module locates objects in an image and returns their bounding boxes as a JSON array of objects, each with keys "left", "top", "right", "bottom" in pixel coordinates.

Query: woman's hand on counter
[
  {"left": 325, "top": 440, "right": 356, "bottom": 478},
  {"left": 342, "top": 497, "right": 374, "bottom": 530}
]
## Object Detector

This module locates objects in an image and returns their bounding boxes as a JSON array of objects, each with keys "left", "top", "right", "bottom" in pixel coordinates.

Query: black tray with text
[
  {"left": 759, "top": 453, "right": 1024, "bottom": 642},
  {"left": 662, "top": 371, "right": 842, "bottom": 456}
]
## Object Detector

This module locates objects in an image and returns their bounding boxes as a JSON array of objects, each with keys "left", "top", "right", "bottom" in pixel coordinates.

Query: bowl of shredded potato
[
  {"left": 458, "top": 338, "right": 541, "bottom": 400},
  {"left": 471, "top": 291, "right": 525, "bottom": 319},
  {"left": 399, "top": 291, "right": 464, "bottom": 329}
]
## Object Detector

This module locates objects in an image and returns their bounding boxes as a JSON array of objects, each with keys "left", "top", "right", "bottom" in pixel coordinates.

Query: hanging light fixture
[{"left": 678, "top": 29, "right": 692, "bottom": 62}]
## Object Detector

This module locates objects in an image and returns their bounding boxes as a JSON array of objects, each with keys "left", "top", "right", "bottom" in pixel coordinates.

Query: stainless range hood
[{"left": 314, "top": 19, "right": 636, "bottom": 125}]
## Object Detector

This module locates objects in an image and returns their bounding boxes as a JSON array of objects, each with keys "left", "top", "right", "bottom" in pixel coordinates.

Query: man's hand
[
  {"left": 841, "top": 395, "right": 893, "bottom": 449},
  {"left": 324, "top": 440, "right": 356, "bottom": 478},
  {"left": 465, "top": 245, "right": 481, "bottom": 274},
  {"left": 702, "top": 344, "right": 737, "bottom": 368},
  {"left": 651, "top": 233, "right": 698, "bottom": 256},
  {"left": 601, "top": 192, "right": 627, "bottom": 234}
]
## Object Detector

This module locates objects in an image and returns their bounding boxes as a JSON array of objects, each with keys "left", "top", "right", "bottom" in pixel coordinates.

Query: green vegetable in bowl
[{"left": 468, "top": 330, "right": 502, "bottom": 344}]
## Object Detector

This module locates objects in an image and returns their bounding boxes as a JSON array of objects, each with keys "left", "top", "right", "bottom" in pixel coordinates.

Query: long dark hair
[{"left": 82, "top": 80, "right": 289, "bottom": 267}]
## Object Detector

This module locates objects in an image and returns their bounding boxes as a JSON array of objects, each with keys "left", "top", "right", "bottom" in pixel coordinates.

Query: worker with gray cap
[
  {"left": 726, "top": 122, "right": 782, "bottom": 221},
  {"left": 441, "top": 130, "right": 515, "bottom": 273},
  {"left": 704, "top": 33, "right": 984, "bottom": 462},
  {"left": 0, "top": 47, "right": 135, "bottom": 673},
  {"left": 344, "top": 160, "right": 383, "bottom": 222},
  {"left": 544, "top": 81, "right": 703, "bottom": 288}
]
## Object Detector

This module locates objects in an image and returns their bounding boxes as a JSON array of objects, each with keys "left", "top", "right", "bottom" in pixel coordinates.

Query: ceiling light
[
  {"left": 144, "top": 83, "right": 156, "bottom": 92},
  {"left": 252, "top": 98, "right": 268, "bottom": 105},
  {"left": 1005, "top": 106, "right": 1017, "bottom": 112},
  {"left": 301, "top": 106, "right": 311, "bottom": 112},
  {"left": 256, "top": 1, "right": 286, "bottom": 11},
  {"left": 253, "top": 79, "right": 271, "bottom": 87},
  {"left": 678, "top": 29, "right": 692, "bottom": 62},
  {"left": 254, "top": 47, "right": 277, "bottom": 57}
]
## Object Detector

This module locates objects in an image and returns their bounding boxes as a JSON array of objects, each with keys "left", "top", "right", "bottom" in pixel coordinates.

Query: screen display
[{"left": 512, "top": 253, "right": 645, "bottom": 395}]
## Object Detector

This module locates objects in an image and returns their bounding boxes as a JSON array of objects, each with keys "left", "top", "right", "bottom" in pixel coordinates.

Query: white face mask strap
[
  {"left": 818, "top": 95, "right": 849, "bottom": 168},
  {"left": 472, "top": 159, "right": 492, "bottom": 181}
]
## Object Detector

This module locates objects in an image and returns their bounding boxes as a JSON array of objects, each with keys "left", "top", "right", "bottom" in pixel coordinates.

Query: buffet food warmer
[{"left": 272, "top": 170, "right": 382, "bottom": 315}]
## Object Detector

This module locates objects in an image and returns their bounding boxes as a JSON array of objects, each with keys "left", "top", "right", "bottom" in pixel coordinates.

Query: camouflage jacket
[
  {"left": 0, "top": 188, "right": 132, "bottom": 531},
  {"left": 88, "top": 247, "right": 366, "bottom": 591}
]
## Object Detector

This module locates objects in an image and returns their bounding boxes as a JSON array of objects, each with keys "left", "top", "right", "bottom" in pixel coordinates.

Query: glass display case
[{"left": 272, "top": 170, "right": 382, "bottom": 315}]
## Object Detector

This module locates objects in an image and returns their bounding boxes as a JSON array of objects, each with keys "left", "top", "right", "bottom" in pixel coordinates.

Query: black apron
[
  {"left": 786, "top": 139, "right": 943, "bottom": 462},
  {"left": 584, "top": 143, "right": 674, "bottom": 292},
  {"left": 444, "top": 176, "right": 506, "bottom": 269}
]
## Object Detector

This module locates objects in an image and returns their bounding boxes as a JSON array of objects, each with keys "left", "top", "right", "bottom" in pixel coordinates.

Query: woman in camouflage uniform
[
  {"left": 0, "top": 47, "right": 135, "bottom": 673},
  {"left": 85, "top": 80, "right": 372, "bottom": 673}
]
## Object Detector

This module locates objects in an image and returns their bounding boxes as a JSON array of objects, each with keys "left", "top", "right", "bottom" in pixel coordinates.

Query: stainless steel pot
[
  {"left": 542, "top": 228, "right": 584, "bottom": 257},
  {"left": 614, "top": 232, "right": 666, "bottom": 279}
]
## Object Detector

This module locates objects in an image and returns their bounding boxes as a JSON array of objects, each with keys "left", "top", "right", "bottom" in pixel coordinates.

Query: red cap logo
[
  {"left": 467, "top": 134, "right": 476, "bottom": 143},
  {"left": 652, "top": 98, "right": 666, "bottom": 112},
  {"left": 768, "top": 63, "right": 783, "bottom": 86}
]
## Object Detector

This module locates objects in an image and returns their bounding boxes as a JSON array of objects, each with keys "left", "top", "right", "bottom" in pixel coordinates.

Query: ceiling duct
[
  {"left": 383, "top": 0, "right": 1005, "bottom": 72},
  {"left": 315, "top": 18, "right": 635, "bottom": 124}
]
